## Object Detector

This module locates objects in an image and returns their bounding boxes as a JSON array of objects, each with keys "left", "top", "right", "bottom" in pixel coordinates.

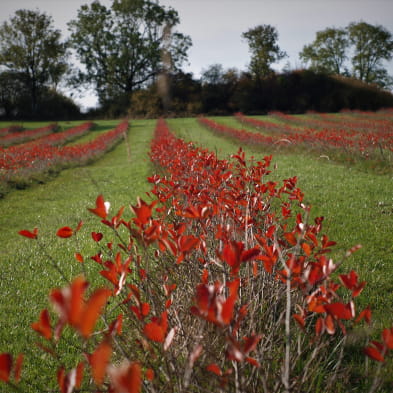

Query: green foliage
[
  {"left": 0, "top": 9, "right": 68, "bottom": 116},
  {"left": 68, "top": 0, "right": 192, "bottom": 114},
  {"left": 200, "top": 64, "right": 239, "bottom": 114},
  {"left": 125, "top": 68, "right": 393, "bottom": 118},
  {"left": 229, "top": 70, "right": 393, "bottom": 114},
  {"left": 300, "top": 22, "right": 393, "bottom": 89},
  {"left": 300, "top": 27, "right": 349, "bottom": 75},
  {"left": 242, "top": 24, "right": 287, "bottom": 80},
  {"left": 348, "top": 21, "right": 393, "bottom": 88}
]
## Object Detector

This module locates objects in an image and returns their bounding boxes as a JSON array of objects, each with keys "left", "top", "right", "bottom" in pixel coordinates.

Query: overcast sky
[{"left": 2, "top": 0, "right": 393, "bottom": 109}]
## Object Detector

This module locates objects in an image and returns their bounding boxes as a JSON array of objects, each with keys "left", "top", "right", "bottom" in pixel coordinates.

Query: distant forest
[
  {"left": 1, "top": 0, "right": 393, "bottom": 119},
  {"left": 126, "top": 69, "right": 393, "bottom": 119}
]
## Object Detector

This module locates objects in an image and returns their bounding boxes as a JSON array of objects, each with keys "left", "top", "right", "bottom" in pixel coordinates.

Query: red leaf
[
  {"left": 178, "top": 235, "right": 199, "bottom": 253},
  {"left": 92, "top": 232, "right": 103, "bottom": 242},
  {"left": 315, "top": 317, "right": 324, "bottom": 336},
  {"left": 131, "top": 198, "right": 157, "bottom": 226},
  {"left": 382, "top": 328, "right": 393, "bottom": 350},
  {"left": 364, "top": 346, "right": 385, "bottom": 362},
  {"left": 18, "top": 228, "right": 38, "bottom": 239},
  {"left": 145, "top": 368, "right": 154, "bottom": 381},
  {"left": 339, "top": 270, "right": 358, "bottom": 289},
  {"left": 339, "top": 270, "right": 366, "bottom": 297},
  {"left": 301, "top": 242, "right": 312, "bottom": 256},
  {"left": 243, "top": 334, "right": 262, "bottom": 354},
  {"left": 57, "top": 367, "right": 65, "bottom": 393},
  {"left": 306, "top": 232, "right": 318, "bottom": 247},
  {"left": 201, "top": 269, "right": 208, "bottom": 284},
  {"left": 76, "top": 221, "right": 84, "bottom": 232},
  {"left": 31, "top": 309, "right": 52, "bottom": 340},
  {"left": 257, "top": 255, "right": 277, "bottom": 274},
  {"left": 293, "top": 314, "right": 305, "bottom": 330},
  {"left": 324, "top": 302, "right": 353, "bottom": 320},
  {"left": 284, "top": 232, "right": 297, "bottom": 246},
  {"left": 74, "top": 253, "right": 84, "bottom": 263},
  {"left": 14, "top": 354, "right": 23, "bottom": 383},
  {"left": 50, "top": 277, "right": 110, "bottom": 338},
  {"left": 88, "top": 195, "right": 109, "bottom": 219},
  {"left": 352, "top": 281, "right": 366, "bottom": 298},
  {"left": 355, "top": 306, "right": 372, "bottom": 324},
  {"left": 206, "top": 363, "right": 222, "bottom": 376},
  {"left": 56, "top": 226, "right": 73, "bottom": 238},
  {"left": 221, "top": 241, "right": 244, "bottom": 275},
  {"left": 0, "top": 353, "right": 12, "bottom": 382},
  {"left": 141, "top": 303, "right": 150, "bottom": 317},
  {"left": 221, "top": 281, "right": 238, "bottom": 324},
  {"left": 89, "top": 340, "right": 112, "bottom": 385},
  {"left": 245, "top": 356, "right": 260, "bottom": 367},
  {"left": 108, "top": 314, "right": 123, "bottom": 336},
  {"left": 322, "top": 235, "right": 336, "bottom": 248},
  {"left": 108, "top": 361, "right": 141, "bottom": 393},
  {"left": 143, "top": 322, "right": 165, "bottom": 342},
  {"left": 241, "top": 246, "right": 260, "bottom": 262},
  {"left": 79, "top": 288, "right": 112, "bottom": 338},
  {"left": 222, "top": 241, "right": 243, "bottom": 267},
  {"left": 69, "top": 276, "right": 89, "bottom": 326}
]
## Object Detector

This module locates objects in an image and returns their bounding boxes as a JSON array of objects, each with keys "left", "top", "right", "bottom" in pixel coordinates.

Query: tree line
[{"left": 0, "top": 0, "right": 393, "bottom": 119}]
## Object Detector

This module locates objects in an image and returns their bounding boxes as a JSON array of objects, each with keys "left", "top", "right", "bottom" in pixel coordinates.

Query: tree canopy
[
  {"left": 242, "top": 25, "right": 287, "bottom": 80},
  {"left": 348, "top": 21, "right": 393, "bottom": 87},
  {"left": 68, "top": 0, "right": 192, "bottom": 114},
  {"left": 0, "top": 9, "right": 68, "bottom": 116},
  {"left": 300, "top": 22, "right": 393, "bottom": 88},
  {"left": 299, "top": 27, "right": 348, "bottom": 75}
]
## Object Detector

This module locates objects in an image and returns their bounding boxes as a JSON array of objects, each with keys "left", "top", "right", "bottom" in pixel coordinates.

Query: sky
[{"left": 2, "top": 0, "right": 393, "bottom": 110}]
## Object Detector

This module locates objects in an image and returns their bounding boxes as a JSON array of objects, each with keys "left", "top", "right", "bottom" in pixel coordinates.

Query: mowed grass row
[
  {"left": 167, "top": 117, "right": 393, "bottom": 329},
  {"left": 0, "top": 119, "right": 155, "bottom": 390}
]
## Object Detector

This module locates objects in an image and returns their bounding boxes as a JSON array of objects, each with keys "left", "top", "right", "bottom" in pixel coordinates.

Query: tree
[
  {"left": 299, "top": 27, "right": 349, "bottom": 75},
  {"left": 0, "top": 71, "right": 26, "bottom": 118},
  {"left": 0, "top": 9, "right": 68, "bottom": 116},
  {"left": 348, "top": 21, "right": 393, "bottom": 87},
  {"left": 242, "top": 25, "right": 287, "bottom": 80},
  {"left": 68, "top": 0, "right": 192, "bottom": 112},
  {"left": 201, "top": 63, "right": 226, "bottom": 85},
  {"left": 200, "top": 64, "right": 239, "bottom": 113}
]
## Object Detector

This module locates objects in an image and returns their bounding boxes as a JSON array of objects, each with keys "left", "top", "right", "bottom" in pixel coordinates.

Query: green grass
[{"left": 0, "top": 119, "right": 155, "bottom": 392}]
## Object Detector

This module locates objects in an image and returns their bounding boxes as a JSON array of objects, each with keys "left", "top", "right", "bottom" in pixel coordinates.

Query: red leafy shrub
[
  {"left": 0, "top": 121, "right": 127, "bottom": 192},
  {"left": 233, "top": 112, "right": 393, "bottom": 165},
  {"left": 0, "top": 123, "right": 57, "bottom": 147},
  {"left": 3, "top": 119, "right": 392, "bottom": 392}
]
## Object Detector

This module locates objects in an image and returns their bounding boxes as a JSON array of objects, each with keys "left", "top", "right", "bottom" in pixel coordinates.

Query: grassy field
[
  {"left": 0, "top": 115, "right": 392, "bottom": 391},
  {"left": 0, "top": 119, "right": 156, "bottom": 391}
]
